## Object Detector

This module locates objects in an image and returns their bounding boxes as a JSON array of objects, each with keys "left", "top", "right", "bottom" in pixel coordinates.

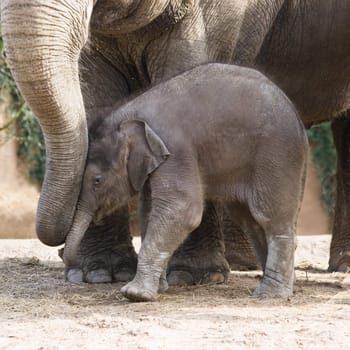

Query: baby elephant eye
[{"left": 93, "top": 175, "right": 103, "bottom": 187}]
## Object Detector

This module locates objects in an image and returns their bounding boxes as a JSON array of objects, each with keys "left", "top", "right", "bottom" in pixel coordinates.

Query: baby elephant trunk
[{"left": 63, "top": 204, "right": 93, "bottom": 268}]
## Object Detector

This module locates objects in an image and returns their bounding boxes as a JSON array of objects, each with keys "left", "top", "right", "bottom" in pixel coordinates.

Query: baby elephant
[{"left": 63, "top": 63, "right": 308, "bottom": 302}]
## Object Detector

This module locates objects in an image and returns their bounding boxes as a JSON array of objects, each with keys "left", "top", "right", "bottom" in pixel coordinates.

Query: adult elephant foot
[
  {"left": 223, "top": 224, "right": 260, "bottom": 271},
  {"left": 167, "top": 201, "right": 230, "bottom": 286},
  {"left": 329, "top": 252, "right": 350, "bottom": 272},
  {"left": 62, "top": 208, "right": 137, "bottom": 283},
  {"left": 329, "top": 115, "right": 350, "bottom": 273}
]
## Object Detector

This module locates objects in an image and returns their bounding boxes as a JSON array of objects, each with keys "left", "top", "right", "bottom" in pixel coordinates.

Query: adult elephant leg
[
  {"left": 64, "top": 45, "right": 137, "bottom": 283},
  {"left": 67, "top": 208, "right": 137, "bottom": 283},
  {"left": 167, "top": 201, "right": 230, "bottom": 286},
  {"left": 223, "top": 204, "right": 260, "bottom": 271},
  {"left": 329, "top": 114, "right": 350, "bottom": 272}
]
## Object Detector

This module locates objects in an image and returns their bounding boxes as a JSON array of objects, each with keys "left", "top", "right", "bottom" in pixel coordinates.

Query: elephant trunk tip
[{"left": 35, "top": 213, "right": 71, "bottom": 247}]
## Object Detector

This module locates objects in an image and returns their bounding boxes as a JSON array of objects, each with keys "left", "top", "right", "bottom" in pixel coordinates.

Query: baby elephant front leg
[
  {"left": 121, "top": 197, "right": 203, "bottom": 302},
  {"left": 121, "top": 249, "right": 171, "bottom": 301}
]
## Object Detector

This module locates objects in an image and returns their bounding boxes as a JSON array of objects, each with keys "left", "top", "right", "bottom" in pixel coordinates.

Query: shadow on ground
[{"left": 1, "top": 256, "right": 349, "bottom": 320}]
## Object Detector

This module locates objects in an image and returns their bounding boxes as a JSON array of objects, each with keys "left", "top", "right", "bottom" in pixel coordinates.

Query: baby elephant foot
[
  {"left": 121, "top": 279, "right": 158, "bottom": 302},
  {"left": 253, "top": 276, "right": 293, "bottom": 298}
]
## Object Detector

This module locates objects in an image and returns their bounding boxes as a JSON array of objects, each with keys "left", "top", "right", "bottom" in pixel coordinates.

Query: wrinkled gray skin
[
  {"left": 63, "top": 64, "right": 308, "bottom": 301},
  {"left": 2, "top": 1, "right": 350, "bottom": 285}
]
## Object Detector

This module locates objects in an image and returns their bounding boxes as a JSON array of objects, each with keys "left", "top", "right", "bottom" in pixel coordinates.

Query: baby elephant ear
[
  {"left": 120, "top": 120, "right": 170, "bottom": 192},
  {"left": 144, "top": 122, "right": 170, "bottom": 160}
]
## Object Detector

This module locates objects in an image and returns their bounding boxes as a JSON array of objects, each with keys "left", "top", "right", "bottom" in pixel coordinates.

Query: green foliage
[
  {"left": 0, "top": 32, "right": 45, "bottom": 185},
  {"left": 307, "top": 122, "right": 336, "bottom": 217}
]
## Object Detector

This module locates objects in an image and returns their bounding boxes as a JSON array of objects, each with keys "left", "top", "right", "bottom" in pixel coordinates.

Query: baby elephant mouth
[{"left": 92, "top": 201, "right": 122, "bottom": 225}]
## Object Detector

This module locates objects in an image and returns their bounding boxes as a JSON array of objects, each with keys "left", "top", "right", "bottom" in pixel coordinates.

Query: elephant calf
[{"left": 63, "top": 63, "right": 308, "bottom": 301}]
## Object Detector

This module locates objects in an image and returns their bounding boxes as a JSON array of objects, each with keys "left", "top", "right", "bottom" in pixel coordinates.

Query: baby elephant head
[{"left": 63, "top": 119, "right": 170, "bottom": 267}]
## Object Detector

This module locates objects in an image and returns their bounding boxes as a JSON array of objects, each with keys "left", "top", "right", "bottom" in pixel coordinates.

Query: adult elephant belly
[
  {"left": 259, "top": 56, "right": 350, "bottom": 126},
  {"left": 256, "top": 1, "right": 350, "bottom": 125}
]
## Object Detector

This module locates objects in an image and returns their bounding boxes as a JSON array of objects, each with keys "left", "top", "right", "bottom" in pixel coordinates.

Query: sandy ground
[{"left": 0, "top": 235, "right": 349, "bottom": 350}]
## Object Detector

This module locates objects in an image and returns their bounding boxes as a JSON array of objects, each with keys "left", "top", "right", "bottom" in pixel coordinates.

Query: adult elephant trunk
[
  {"left": 1, "top": 0, "right": 95, "bottom": 246},
  {"left": 91, "top": 0, "right": 191, "bottom": 35}
]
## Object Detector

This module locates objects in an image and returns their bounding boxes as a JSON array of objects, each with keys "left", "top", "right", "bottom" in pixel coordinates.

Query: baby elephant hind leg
[
  {"left": 248, "top": 182, "right": 299, "bottom": 297},
  {"left": 251, "top": 137, "right": 306, "bottom": 297},
  {"left": 253, "top": 228, "right": 296, "bottom": 298}
]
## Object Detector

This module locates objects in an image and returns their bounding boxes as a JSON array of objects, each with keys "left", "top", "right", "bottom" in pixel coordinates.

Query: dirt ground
[{"left": 0, "top": 236, "right": 349, "bottom": 350}]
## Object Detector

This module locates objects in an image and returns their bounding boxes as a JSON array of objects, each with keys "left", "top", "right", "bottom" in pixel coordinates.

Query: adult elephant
[{"left": 1, "top": 0, "right": 350, "bottom": 284}]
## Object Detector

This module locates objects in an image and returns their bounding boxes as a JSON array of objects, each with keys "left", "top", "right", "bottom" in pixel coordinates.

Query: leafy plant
[
  {"left": 0, "top": 32, "right": 45, "bottom": 186},
  {"left": 307, "top": 122, "right": 336, "bottom": 218}
]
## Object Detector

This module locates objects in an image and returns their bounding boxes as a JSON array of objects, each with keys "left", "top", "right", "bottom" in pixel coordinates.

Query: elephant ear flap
[
  {"left": 120, "top": 120, "right": 170, "bottom": 192},
  {"left": 144, "top": 122, "right": 170, "bottom": 161}
]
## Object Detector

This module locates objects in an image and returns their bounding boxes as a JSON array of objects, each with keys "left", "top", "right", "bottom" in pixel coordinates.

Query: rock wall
[
  {"left": 0, "top": 98, "right": 39, "bottom": 238},
  {"left": 297, "top": 154, "right": 330, "bottom": 235}
]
